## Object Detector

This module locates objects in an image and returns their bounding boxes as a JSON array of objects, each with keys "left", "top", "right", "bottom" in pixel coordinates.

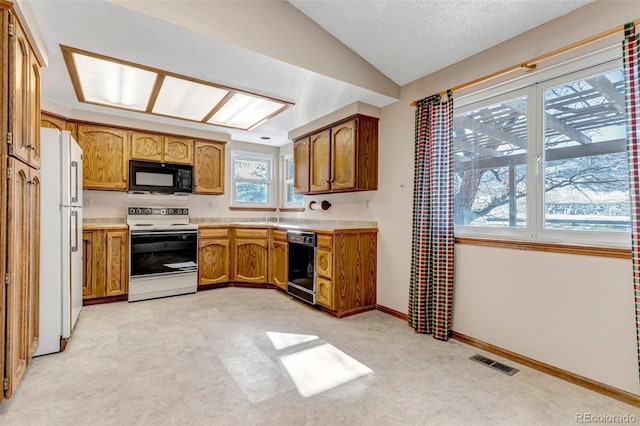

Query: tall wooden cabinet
[
  {"left": 293, "top": 114, "right": 378, "bottom": 195},
  {"left": 1, "top": 2, "right": 42, "bottom": 400},
  {"left": 293, "top": 137, "right": 310, "bottom": 194}
]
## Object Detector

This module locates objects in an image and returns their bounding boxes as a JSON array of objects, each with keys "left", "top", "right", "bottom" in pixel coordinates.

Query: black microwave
[{"left": 128, "top": 160, "right": 193, "bottom": 194}]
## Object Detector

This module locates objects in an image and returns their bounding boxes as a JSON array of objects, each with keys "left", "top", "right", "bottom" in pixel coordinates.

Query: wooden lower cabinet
[
  {"left": 269, "top": 230, "right": 287, "bottom": 290},
  {"left": 198, "top": 227, "right": 230, "bottom": 286},
  {"left": 82, "top": 226, "right": 128, "bottom": 300},
  {"left": 232, "top": 228, "right": 269, "bottom": 284},
  {"left": 315, "top": 230, "right": 377, "bottom": 317}
]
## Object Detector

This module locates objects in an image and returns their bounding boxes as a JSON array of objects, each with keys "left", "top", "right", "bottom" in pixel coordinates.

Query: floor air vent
[{"left": 469, "top": 354, "right": 519, "bottom": 376}]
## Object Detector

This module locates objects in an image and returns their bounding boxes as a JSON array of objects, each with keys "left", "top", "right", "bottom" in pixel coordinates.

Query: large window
[
  {"left": 231, "top": 151, "right": 274, "bottom": 207},
  {"left": 454, "top": 51, "right": 629, "bottom": 246},
  {"left": 282, "top": 156, "right": 304, "bottom": 207}
]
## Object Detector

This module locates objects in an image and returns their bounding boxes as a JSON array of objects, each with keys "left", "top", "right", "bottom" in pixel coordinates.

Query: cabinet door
[
  {"left": 9, "top": 16, "right": 30, "bottom": 165},
  {"left": 105, "top": 230, "right": 128, "bottom": 296},
  {"left": 77, "top": 125, "right": 128, "bottom": 190},
  {"left": 269, "top": 240, "right": 287, "bottom": 290},
  {"left": 233, "top": 239, "right": 268, "bottom": 283},
  {"left": 130, "top": 132, "right": 163, "bottom": 162},
  {"left": 5, "top": 159, "right": 31, "bottom": 398},
  {"left": 194, "top": 141, "right": 224, "bottom": 194},
  {"left": 316, "top": 249, "right": 333, "bottom": 279},
  {"left": 164, "top": 136, "right": 193, "bottom": 165},
  {"left": 293, "top": 137, "right": 310, "bottom": 194},
  {"left": 27, "top": 55, "right": 41, "bottom": 169},
  {"left": 316, "top": 277, "right": 334, "bottom": 310},
  {"left": 82, "top": 231, "right": 95, "bottom": 297},
  {"left": 310, "top": 130, "right": 331, "bottom": 193},
  {"left": 330, "top": 119, "right": 357, "bottom": 191},
  {"left": 199, "top": 238, "right": 230, "bottom": 285},
  {"left": 28, "top": 170, "right": 41, "bottom": 356}
]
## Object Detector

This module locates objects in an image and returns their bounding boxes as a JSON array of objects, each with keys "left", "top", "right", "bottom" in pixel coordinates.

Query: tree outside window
[
  {"left": 232, "top": 151, "right": 274, "bottom": 207},
  {"left": 454, "top": 61, "right": 630, "bottom": 244}
]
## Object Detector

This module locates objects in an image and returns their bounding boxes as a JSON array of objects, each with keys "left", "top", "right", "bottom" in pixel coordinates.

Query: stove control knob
[
  {"left": 168, "top": 209, "right": 174, "bottom": 214},
  {"left": 136, "top": 208, "right": 142, "bottom": 214},
  {"left": 160, "top": 209, "right": 166, "bottom": 215},
  {"left": 145, "top": 208, "right": 151, "bottom": 214},
  {"left": 128, "top": 208, "right": 134, "bottom": 214}
]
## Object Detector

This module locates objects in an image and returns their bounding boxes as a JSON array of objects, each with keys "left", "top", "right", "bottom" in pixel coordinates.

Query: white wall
[{"left": 369, "top": 0, "right": 640, "bottom": 396}]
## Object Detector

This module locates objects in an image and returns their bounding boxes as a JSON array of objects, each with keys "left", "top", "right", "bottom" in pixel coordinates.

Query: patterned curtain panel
[
  {"left": 408, "top": 91, "right": 454, "bottom": 340},
  {"left": 623, "top": 22, "right": 640, "bottom": 380}
]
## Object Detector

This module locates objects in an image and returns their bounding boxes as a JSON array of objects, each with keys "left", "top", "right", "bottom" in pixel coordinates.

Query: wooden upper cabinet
[
  {"left": 164, "top": 136, "right": 193, "bottom": 164},
  {"left": 41, "top": 112, "right": 67, "bottom": 132},
  {"left": 77, "top": 125, "right": 129, "bottom": 190},
  {"left": 130, "top": 132, "right": 163, "bottom": 162},
  {"left": 331, "top": 119, "right": 356, "bottom": 191},
  {"left": 27, "top": 57, "right": 41, "bottom": 169},
  {"left": 9, "top": 16, "right": 30, "bottom": 166},
  {"left": 310, "top": 129, "right": 331, "bottom": 193},
  {"left": 293, "top": 137, "right": 310, "bottom": 194},
  {"left": 294, "top": 114, "right": 378, "bottom": 195},
  {"left": 194, "top": 141, "right": 225, "bottom": 194},
  {"left": 130, "top": 133, "right": 193, "bottom": 165}
]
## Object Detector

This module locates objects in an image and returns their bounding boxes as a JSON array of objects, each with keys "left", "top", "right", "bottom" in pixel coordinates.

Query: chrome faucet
[{"left": 265, "top": 212, "right": 269, "bottom": 222}]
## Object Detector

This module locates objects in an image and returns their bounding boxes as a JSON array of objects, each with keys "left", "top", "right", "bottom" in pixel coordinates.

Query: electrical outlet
[
  {"left": 84, "top": 198, "right": 92, "bottom": 207},
  {"left": 208, "top": 201, "right": 214, "bottom": 209}
]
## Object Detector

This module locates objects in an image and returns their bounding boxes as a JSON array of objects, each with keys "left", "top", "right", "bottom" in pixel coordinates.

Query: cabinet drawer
[
  {"left": 316, "top": 277, "right": 334, "bottom": 309},
  {"left": 272, "top": 229, "right": 287, "bottom": 241},
  {"left": 316, "top": 249, "right": 332, "bottom": 278},
  {"left": 234, "top": 228, "right": 269, "bottom": 239},
  {"left": 317, "top": 233, "right": 333, "bottom": 249},
  {"left": 199, "top": 228, "right": 229, "bottom": 239}
]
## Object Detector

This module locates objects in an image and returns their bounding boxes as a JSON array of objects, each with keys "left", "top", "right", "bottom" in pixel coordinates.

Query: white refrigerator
[{"left": 36, "top": 128, "right": 83, "bottom": 356}]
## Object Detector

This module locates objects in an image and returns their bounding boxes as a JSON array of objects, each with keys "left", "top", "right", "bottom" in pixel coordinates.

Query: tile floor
[{"left": 1, "top": 287, "right": 639, "bottom": 425}]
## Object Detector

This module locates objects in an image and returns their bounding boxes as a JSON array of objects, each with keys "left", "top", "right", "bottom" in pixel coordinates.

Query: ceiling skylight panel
[
  {"left": 72, "top": 53, "right": 157, "bottom": 111},
  {"left": 153, "top": 76, "right": 229, "bottom": 121},
  {"left": 208, "top": 93, "right": 285, "bottom": 129}
]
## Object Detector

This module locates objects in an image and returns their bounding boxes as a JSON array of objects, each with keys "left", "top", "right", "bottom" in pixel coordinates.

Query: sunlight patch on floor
[
  {"left": 266, "top": 331, "right": 319, "bottom": 350},
  {"left": 280, "top": 343, "right": 373, "bottom": 397}
]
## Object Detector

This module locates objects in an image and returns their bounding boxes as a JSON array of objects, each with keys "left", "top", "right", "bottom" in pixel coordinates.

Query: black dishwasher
[{"left": 286, "top": 230, "right": 317, "bottom": 305}]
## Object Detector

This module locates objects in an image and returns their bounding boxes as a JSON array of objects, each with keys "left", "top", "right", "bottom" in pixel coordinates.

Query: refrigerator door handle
[
  {"left": 71, "top": 210, "right": 78, "bottom": 252},
  {"left": 70, "top": 161, "right": 79, "bottom": 204}
]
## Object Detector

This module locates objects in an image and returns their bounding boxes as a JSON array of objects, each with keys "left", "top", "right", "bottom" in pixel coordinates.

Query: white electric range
[{"left": 127, "top": 207, "right": 198, "bottom": 302}]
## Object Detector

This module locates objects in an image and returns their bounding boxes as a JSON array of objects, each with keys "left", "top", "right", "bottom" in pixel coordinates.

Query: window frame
[
  {"left": 230, "top": 150, "right": 275, "bottom": 208},
  {"left": 453, "top": 46, "right": 630, "bottom": 248},
  {"left": 281, "top": 155, "right": 304, "bottom": 208}
]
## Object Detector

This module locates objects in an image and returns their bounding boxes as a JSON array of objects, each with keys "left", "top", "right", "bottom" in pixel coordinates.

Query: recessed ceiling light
[{"left": 61, "top": 45, "right": 293, "bottom": 131}]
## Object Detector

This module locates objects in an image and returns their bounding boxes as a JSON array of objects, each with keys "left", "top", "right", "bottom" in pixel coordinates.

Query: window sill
[
  {"left": 455, "top": 237, "right": 631, "bottom": 259},
  {"left": 229, "top": 207, "right": 277, "bottom": 212},
  {"left": 279, "top": 207, "right": 305, "bottom": 212}
]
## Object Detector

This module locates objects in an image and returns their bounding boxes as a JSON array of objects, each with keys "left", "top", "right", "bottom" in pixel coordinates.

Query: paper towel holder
[{"left": 309, "top": 200, "right": 331, "bottom": 211}]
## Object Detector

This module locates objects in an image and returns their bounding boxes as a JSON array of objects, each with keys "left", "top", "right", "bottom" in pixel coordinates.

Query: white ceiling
[{"left": 24, "top": 0, "right": 593, "bottom": 147}]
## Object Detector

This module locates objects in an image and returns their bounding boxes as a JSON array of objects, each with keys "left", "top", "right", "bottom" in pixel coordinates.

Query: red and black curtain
[
  {"left": 623, "top": 22, "right": 640, "bottom": 379},
  {"left": 408, "top": 91, "right": 455, "bottom": 340}
]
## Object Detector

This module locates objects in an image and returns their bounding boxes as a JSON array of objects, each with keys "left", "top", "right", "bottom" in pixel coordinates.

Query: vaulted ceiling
[{"left": 23, "top": 0, "right": 594, "bottom": 146}]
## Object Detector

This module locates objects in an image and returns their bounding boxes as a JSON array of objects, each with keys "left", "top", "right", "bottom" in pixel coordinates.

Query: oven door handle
[{"left": 130, "top": 230, "right": 198, "bottom": 236}]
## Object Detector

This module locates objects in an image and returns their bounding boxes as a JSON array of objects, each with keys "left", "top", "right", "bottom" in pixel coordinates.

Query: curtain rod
[{"left": 410, "top": 18, "right": 640, "bottom": 107}]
